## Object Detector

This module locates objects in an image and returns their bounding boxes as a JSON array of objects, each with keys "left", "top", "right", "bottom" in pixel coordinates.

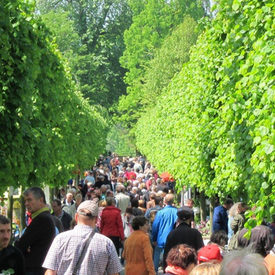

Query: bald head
[{"left": 164, "top": 194, "right": 174, "bottom": 205}]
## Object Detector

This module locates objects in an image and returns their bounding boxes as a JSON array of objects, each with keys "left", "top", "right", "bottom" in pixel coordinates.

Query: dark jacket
[
  {"left": 0, "top": 245, "right": 25, "bottom": 275},
  {"left": 51, "top": 215, "right": 64, "bottom": 233},
  {"left": 15, "top": 210, "right": 55, "bottom": 273},
  {"left": 163, "top": 222, "right": 204, "bottom": 270},
  {"left": 212, "top": 205, "right": 228, "bottom": 233},
  {"left": 52, "top": 210, "right": 72, "bottom": 231}
]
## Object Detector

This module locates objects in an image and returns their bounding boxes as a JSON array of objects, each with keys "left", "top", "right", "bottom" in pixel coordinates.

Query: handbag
[{"left": 72, "top": 229, "right": 95, "bottom": 275}]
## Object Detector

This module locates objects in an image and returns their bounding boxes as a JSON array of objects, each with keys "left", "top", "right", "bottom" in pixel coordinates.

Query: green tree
[
  {"left": 117, "top": 0, "right": 207, "bottom": 131},
  {"left": 135, "top": 0, "right": 274, "bottom": 224},
  {"left": 0, "top": 0, "right": 108, "bottom": 194},
  {"left": 37, "top": 0, "right": 132, "bottom": 108},
  {"left": 106, "top": 124, "right": 136, "bottom": 156}
]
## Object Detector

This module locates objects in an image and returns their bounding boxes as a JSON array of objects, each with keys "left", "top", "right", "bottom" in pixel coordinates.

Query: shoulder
[
  {"left": 6, "top": 245, "right": 23, "bottom": 256},
  {"left": 93, "top": 232, "right": 115, "bottom": 246},
  {"left": 31, "top": 211, "right": 55, "bottom": 227},
  {"left": 63, "top": 211, "right": 72, "bottom": 218},
  {"left": 191, "top": 228, "right": 203, "bottom": 236}
]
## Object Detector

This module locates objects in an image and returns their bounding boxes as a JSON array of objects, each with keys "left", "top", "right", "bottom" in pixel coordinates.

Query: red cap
[{"left": 198, "top": 244, "right": 222, "bottom": 263}]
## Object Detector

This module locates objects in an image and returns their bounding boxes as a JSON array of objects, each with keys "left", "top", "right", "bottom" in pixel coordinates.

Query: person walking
[
  {"left": 0, "top": 215, "right": 25, "bottom": 275},
  {"left": 212, "top": 198, "right": 233, "bottom": 234},
  {"left": 43, "top": 200, "right": 122, "bottom": 275},
  {"left": 51, "top": 199, "right": 72, "bottom": 231},
  {"left": 115, "top": 185, "right": 130, "bottom": 214},
  {"left": 123, "top": 216, "right": 155, "bottom": 275},
  {"left": 15, "top": 187, "right": 56, "bottom": 275},
  {"left": 163, "top": 206, "right": 204, "bottom": 270},
  {"left": 152, "top": 194, "right": 178, "bottom": 272},
  {"left": 100, "top": 197, "right": 125, "bottom": 255}
]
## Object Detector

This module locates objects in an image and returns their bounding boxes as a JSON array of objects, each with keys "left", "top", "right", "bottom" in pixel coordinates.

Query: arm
[
  {"left": 99, "top": 210, "right": 105, "bottom": 232},
  {"left": 45, "top": 270, "right": 57, "bottom": 275},
  {"left": 196, "top": 231, "right": 205, "bottom": 250},
  {"left": 15, "top": 214, "right": 52, "bottom": 253},
  {"left": 151, "top": 211, "right": 161, "bottom": 243},
  {"left": 142, "top": 235, "right": 156, "bottom": 275},
  {"left": 163, "top": 233, "right": 172, "bottom": 271},
  {"left": 230, "top": 215, "right": 239, "bottom": 233},
  {"left": 117, "top": 213, "right": 125, "bottom": 240}
]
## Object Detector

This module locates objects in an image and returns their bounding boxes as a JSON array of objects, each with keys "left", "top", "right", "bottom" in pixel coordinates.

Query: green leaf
[
  {"left": 265, "top": 144, "right": 274, "bottom": 155},
  {"left": 261, "top": 182, "right": 269, "bottom": 189}
]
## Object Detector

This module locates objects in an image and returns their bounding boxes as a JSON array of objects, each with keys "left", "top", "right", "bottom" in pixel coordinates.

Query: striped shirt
[{"left": 43, "top": 224, "right": 122, "bottom": 275}]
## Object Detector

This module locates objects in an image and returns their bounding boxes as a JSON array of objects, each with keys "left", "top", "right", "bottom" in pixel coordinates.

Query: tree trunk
[
  {"left": 49, "top": 187, "right": 55, "bottom": 203},
  {"left": 199, "top": 192, "right": 207, "bottom": 222},
  {"left": 7, "top": 186, "right": 14, "bottom": 223},
  {"left": 209, "top": 196, "right": 215, "bottom": 235},
  {"left": 20, "top": 194, "right": 26, "bottom": 230}
]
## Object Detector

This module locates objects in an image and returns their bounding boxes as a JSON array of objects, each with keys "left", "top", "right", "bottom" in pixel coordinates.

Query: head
[
  {"left": 210, "top": 230, "right": 228, "bottom": 247},
  {"left": 0, "top": 215, "right": 11, "bottom": 251},
  {"left": 66, "top": 192, "right": 74, "bottom": 203},
  {"left": 164, "top": 194, "right": 174, "bottom": 206},
  {"left": 138, "top": 199, "right": 145, "bottom": 208},
  {"left": 125, "top": 207, "right": 133, "bottom": 219},
  {"left": 177, "top": 206, "right": 194, "bottom": 225},
  {"left": 132, "top": 216, "right": 149, "bottom": 233},
  {"left": 186, "top": 199, "right": 194, "bottom": 209},
  {"left": 106, "top": 190, "right": 114, "bottom": 197},
  {"left": 223, "top": 198, "right": 233, "bottom": 210},
  {"left": 131, "top": 198, "right": 139, "bottom": 208},
  {"left": 100, "top": 185, "right": 107, "bottom": 193},
  {"left": 166, "top": 244, "right": 197, "bottom": 272},
  {"left": 75, "top": 193, "right": 83, "bottom": 205},
  {"left": 190, "top": 262, "right": 221, "bottom": 275},
  {"left": 197, "top": 244, "right": 222, "bottom": 263},
  {"left": 24, "top": 187, "right": 46, "bottom": 214},
  {"left": 106, "top": 196, "right": 116, "bottom": 206},
  {"left": 154, "top": 196, "right": 163, "bottom": 206},
  {"left": 250, "top": 225, "right": 274, "bottom": 257},
  {"left": 116, "top": 185, "right": 124, "bottom": 193},
  {"left": 51, "top": 199, "right": 62, "bottom": 215},
  {"left": 219, "top": 249, "right": 268, "bottom": 275},
  {"left": 229, "top": 202, "right": 246, "bottom": 217},
  {"left": 75, "top": 200, "right": 99, "bottom": 226}
]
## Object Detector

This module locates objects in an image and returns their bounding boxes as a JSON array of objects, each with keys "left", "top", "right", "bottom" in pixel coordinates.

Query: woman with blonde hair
[
  {"left": 228, "top": 202, "right": 247, "bottom": 250},
  {"left": 228, "top": 202, "right": 243, "bottom": 241},
  {"left": 189, "top": 262, "right": 220, "bottom": 275}
]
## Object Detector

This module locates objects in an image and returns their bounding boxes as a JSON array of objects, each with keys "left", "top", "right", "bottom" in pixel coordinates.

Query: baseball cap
[
  {"left": 77, "top": 200, "right": 98, "bottom": 217},
  {"left": 198, "top": 244, "right": 222, "bottom": 263},
  {"left": 177, "top": 206, "right": 194, "bottom": 221}
]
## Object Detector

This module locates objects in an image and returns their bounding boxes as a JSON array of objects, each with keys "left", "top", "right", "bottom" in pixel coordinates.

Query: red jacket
[{"left": 100, "top": 206, "right": 124, "bottom": 240}]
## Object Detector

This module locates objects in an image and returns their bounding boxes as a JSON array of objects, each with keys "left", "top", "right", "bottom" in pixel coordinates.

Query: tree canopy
[
  {"left": 0, "top": 0, "right": 108, "bottom": 194},
  {"left": 136, "top": 0, "right": 274, "bottom": 223},
  {"left": 37, "top": 0, "right": 132, "bottom": 108},
  {"left": 116, "top": 0, "right": 206, "bottom": 132}
]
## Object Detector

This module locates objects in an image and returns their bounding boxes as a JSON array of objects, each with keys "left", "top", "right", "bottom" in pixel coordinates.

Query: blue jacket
[
  {"left": 212, "top": 205, "right": 228, "bottom": 234},
  {"left": 152, "top": 205, "right": 178, "bottom": 248}
]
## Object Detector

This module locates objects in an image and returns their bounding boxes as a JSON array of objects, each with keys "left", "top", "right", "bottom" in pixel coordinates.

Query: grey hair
[
  {"left": 220, "top": 249, "right": 268, "bottom": 275},
  {"left": 24, "top": 187, "right": 46, "bottom": 204},
  {"left": 106, "top": 196, "right": 116, "bottom": 206}
]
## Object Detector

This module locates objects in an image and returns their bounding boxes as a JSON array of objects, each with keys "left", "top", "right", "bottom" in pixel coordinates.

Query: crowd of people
[{"left": 0, "top": 154, "right": 274, "bottom": 275}]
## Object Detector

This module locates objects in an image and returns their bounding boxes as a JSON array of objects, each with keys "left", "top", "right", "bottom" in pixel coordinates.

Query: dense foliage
[
  {"left": 0, "top": 0, "right": 108, "bottom": 194},
  {"left": 37, "top": 0, "right": 132, "bottom": 108},
  {"left": 116, "top": 0, "right": 207, "bottom": 131},
  {"left": 136, "top": 0, "right": 274, "bottom": 223},
  {"left": 106, "top": 124, "right": 136, "bottom": 156}
]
